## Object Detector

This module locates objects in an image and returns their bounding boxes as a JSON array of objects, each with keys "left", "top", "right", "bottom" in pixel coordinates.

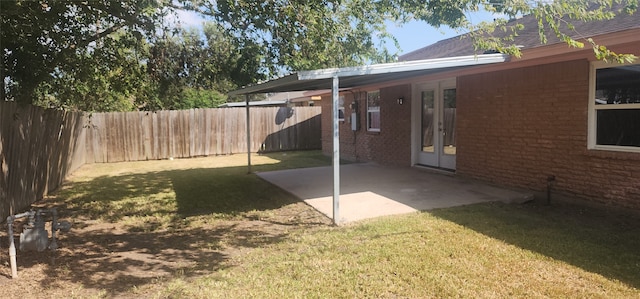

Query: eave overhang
[{"left": 229, "top": 54, "right": 510, "bottom": 96}]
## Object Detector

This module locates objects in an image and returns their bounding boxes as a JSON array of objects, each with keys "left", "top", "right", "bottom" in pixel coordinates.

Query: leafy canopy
[
  {"left": 1, "top": 0, "right": 162, "bottom": 107},
  {"left": 472, "top": 0, "right": 638, "bottom": 63},
  {"left": 1, "top": 0, "right": 637, "bottom": 111},
  {"left": 1, "top": 0, "right": 262, "bottom": 110}
]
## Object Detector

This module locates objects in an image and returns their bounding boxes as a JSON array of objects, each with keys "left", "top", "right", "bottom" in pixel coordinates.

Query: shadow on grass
[
  {"left": 1, "top": 220, "right": 309, "bottom": 297},
  {"left": 50, "top": 167, "right": 295, "bottom": 223},
  {"left": 0, "top": 152, "right": 333, "bottom": 296},
  {"left": 56, "top": 150, "right": 334, "bottom": 224},
  {"left": 254, "top": 150, "right": 349, "bottom": 171},
  {"left": 429, "top": 201, "right": 640, "bottom": 289}
]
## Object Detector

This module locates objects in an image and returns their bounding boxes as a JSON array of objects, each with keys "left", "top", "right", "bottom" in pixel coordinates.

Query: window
[
  {"left": 338, "top": 95, "right": 345, "bottom": 121},
  {"left": 589, "top": 62, "right": 640, "bottom": 152},
  {"left": 367, "top": 90, "right": 380, "bottom": 132}
]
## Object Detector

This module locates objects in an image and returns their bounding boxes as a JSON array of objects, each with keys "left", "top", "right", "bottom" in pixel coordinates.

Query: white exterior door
[{"left": 412, "top": 79, "right": 457, "bottom": 170}]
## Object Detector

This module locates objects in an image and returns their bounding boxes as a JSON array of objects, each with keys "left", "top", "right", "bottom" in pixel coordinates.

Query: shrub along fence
[{"left": 1, "top": 101, "right": 321, "bottom": 220}]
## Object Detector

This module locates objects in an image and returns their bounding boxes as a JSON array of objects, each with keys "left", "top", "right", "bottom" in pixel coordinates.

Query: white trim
[
  {"left": 220, "top": 100, "right": 287, "bottom": 107},
  {"left": 338, "top": 95, "right": 345, "bottom": 122},
  {"left": 587, "top": 63, "right": 597, "bottom": 150},
  {"left": 229, "top": 54, "right": 509, "bottom": 96},
  {"left": 366, "top": 90, "right": 381, "bottom": 132},
  {"left": 594, "top": 103, "right": 640, "bottom": 110},
  {"left": 298, "top": 54, "right": 510, "bottom": 80},
  {"left": 412, "top": 81, "right": 438, "bottom": 166},
  {"left": 412, "top": 78, "right": 457, "bottom": 169},
  {"left": 591, "top": 144, "right": 640, "bottom": 153},
  {"left": 588, "top": 61, "right": 640, "bottom": 153}
]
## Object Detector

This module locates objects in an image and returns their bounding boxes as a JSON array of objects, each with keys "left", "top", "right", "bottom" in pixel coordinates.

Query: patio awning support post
[
  {"left": 332, "top": 75, "right": 340, "bottom": 225},
  {"left": 245, "top": 94, "right": 252, "bottom": 174}
]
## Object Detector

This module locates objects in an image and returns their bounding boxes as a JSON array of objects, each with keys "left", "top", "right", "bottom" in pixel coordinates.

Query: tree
[
  {"left": 33, "top": 30, "right": 150, "bottom": 111},
  {"left": 187, "top": 0, "right": 402, "bottom": 73},
  {"left": 145, "top": 23, "right": 264, "bottom": 110},
  {"left": 2, "top": 0, "right": 637, "bottom": 110},
  {"left": 471, "top": 0, "right": 638, "bottom": 63},
  {"left": 1, "top": 0, "right": 164, "bottom": 105},
  {"left": 182, "top": 0, "right": 637, "bottom": 75},
  {"left": 1, "top": 1, "right": 263, "bottom": 111}
]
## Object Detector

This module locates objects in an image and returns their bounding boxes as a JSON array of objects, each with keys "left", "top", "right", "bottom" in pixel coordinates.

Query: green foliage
[
  {"left": 1, "top": 0, "right": 162, "bottom": 107},
  {"left": 144, "top": 24, "right": 263, "bottom": 111},
  {"left": 472, "top": 0, "right": 638, "bottom": 62},
  {"left": 33, "top": 31, "right": 148, "bottom": 111},
  {"left": 1, "top": 1, "right": 261, "bottom": 111},
  {"left": 191, "top": 0, "right": 402, "bottom": 73},
  {"left": 589, "top": 38, "right": 639, "bottom": 64},
  {"left": 2, "top": 0, "right": 638, "bottom": 111},
  {"left": 177, "top": 88, "right": 227, "bottom": 110}
]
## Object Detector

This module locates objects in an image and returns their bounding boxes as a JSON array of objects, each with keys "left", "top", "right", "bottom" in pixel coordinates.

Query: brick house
[{"left": 231, "top": 13, "right": 640, "bottom": 210}]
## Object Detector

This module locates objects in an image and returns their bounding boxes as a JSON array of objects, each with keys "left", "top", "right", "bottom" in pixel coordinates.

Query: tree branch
[{"left": 77, "top": 23, "right": 126, "bottom": 48}]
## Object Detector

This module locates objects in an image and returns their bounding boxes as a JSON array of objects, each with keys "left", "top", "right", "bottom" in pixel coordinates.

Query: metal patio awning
[
  {"left": 229, "top": 54, "right": 510, "bottom": 96},
  {"left": 231, "top": 53, "right": 510, "bottom": 225}
]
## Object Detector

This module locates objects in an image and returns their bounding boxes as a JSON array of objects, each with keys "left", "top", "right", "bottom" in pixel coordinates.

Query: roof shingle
[{"left": 398, "top": 9, "right": 640, "bottom": 61}]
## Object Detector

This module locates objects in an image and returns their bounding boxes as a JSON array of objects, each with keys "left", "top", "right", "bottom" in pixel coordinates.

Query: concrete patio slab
[{"left": 257, "top": 163, "right": 533, "bottom": 224}]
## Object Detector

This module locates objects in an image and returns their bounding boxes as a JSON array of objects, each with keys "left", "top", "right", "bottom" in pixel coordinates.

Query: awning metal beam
[
  {"left": 229, "top": 53, "right": 511, "bottom": 226},
  {"left": 245, "top": 94, "right": 251, "bottom": 174},
  {"left": 228, "top": 54, "right": 509, "bottom": 96},
  {"left": 331, "top": 75, "right": 340, "bottom": 225}
]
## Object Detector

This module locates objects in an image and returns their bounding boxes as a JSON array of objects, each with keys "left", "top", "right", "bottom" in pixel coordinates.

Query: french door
[{"left": 413, "top": 79, "right": 457, "bottom": 170}]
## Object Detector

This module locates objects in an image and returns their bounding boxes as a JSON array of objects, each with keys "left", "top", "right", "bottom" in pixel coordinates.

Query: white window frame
[
  {"left": 367, "top": 90, "right": 381, "bottom": 132},
  {"left": 588, "top": 61, "right": 640, "bottom": 153},
  {"left": 338, "top": 95, "right": 345, "bottom": 122}
]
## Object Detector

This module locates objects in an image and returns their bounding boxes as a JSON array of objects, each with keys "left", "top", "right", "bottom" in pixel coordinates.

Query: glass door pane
[
  {"left": 442, "top": 88, "right": 456, "bottom": 155},
  {"left": 421, "top": 90, "right": 435, "bottom": 153}
]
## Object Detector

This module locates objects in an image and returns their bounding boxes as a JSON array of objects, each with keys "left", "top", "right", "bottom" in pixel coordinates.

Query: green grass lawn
[
  {"left": 58, "top": 150, "right": 335, "bottom": 229},
  {"left": 156, "top": 203, "right": 640, "bottom": 298},
  {"left": 13, "top": 150, "right": 640, "bottom": 298}
]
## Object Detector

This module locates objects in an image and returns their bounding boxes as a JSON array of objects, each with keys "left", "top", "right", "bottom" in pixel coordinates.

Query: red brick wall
[
  {"left": 457, "top": 59, "right": 640, "bottom": 209},
  {"left": 321, "top": 85, "right": 412, "bottom": 166},
  {"left": 320, "top": 59, "right": 640, "bottom": 209}
]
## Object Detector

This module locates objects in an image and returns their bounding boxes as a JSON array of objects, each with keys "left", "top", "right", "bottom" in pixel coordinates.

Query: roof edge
[
  {"left": 228, "top": 53, "right": 510, "bottom": 96},
  {"left": 229, "top": 73, "right": 301, "bottom": 97},
  {"left": 298, "top": 54, "right": 510, "bottom": 79}
]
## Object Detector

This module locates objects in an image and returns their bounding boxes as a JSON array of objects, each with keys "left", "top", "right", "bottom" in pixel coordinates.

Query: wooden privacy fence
[
  {"left": 0, "top": 101, "right": 86, "bottom": 221},
  {"left": 85, "top": 106, "right": 322, "bottom": 163},
  {"left": 1, "top": 101, "right": 321, "bottom": 220}
]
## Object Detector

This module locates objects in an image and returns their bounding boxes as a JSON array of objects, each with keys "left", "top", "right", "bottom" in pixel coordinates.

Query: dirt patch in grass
[
  {"left": 0, "top": 201, "right": 331, "bottom": 298},
  {"left": 0, "top": 152, "right": 333, "bottom": 298},
  {"left": 1, "top": 152, "right": 638, "bottom": 298}
]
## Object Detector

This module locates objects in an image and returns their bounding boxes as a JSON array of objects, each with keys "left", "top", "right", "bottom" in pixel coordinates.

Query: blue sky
[
  {"left": 174, "top": 9, "right": 499, "bottom": 56},
  {"left": 384, "top": 10, "right": 499, "bottom": 54}
]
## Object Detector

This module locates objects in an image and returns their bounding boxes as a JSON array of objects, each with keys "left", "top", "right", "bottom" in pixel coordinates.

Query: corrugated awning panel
[{"left": 228, "top": 54, "right": 509, "bottom": 96}]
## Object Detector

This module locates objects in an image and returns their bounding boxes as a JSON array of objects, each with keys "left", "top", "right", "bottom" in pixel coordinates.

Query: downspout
[{"left": 332, "top": 75, "right": 340, "bottom": 225}]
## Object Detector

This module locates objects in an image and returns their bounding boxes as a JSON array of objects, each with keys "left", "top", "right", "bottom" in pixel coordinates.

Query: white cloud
[
  {"left": 164, "top": 9, "right": 206, "bottom": 30},
  {"left": 175, "top": 9, "right": 206, "bottom": 29}
]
